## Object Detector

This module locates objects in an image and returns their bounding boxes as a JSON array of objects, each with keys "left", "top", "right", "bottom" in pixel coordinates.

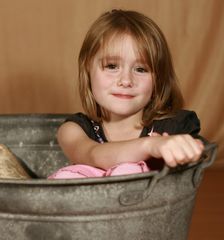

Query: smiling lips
[{"left": 112, "top": 93, "right": 135, "bottom": 99}]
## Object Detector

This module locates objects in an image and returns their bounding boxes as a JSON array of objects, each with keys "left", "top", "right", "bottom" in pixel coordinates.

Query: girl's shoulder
[
  {"left": 152, "top": 110, "right": 201, "bottom": 137},
  {"left": 64, "top": 112, "right": 96, "bottom": 140},
  {"left": 64, "top": 112, "right": 106, "bottom": 142},
  {"left": 65, "top": 112, "right": 91, "bottom": 127}
]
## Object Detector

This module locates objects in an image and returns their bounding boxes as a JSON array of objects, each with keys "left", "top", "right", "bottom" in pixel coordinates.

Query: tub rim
[
  {"left": 0, "top": 142, "right": 217, "bottom": 187},
  {"left": 0, "top": 161, "right": 203, "bottom": 186}
]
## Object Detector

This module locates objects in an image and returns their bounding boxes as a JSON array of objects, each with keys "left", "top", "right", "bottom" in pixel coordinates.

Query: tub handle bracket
[
  {"left": 119, "top": 165, "right": 169, "bottom": 206},
  {"left": 192, "top": 143, "right": 218, "bottom": 188}
]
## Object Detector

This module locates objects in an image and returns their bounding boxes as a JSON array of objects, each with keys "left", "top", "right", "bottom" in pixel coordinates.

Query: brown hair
[{"left": 78, "top": 9, "right": 184, "bottom": 125}]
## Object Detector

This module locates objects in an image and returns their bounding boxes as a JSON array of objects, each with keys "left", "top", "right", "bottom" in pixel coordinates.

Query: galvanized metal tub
[{"left": 0, "top": 114, "right": 217, "bottom": 240}]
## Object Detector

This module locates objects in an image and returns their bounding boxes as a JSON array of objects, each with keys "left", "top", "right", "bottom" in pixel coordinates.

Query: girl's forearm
[
  {"left": 88, "top": 134, "right": 204, "bottom": 169},
  {"left": 88, "top": 137, "right": 150, "bottom": 170},
  {"left": 57, "top": 122, "right": 151, "bottom": 169}
]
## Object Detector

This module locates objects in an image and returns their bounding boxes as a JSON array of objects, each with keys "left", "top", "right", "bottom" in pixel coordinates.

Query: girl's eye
[
  {"left": 104, "top": 64, "right": 118, "bottom": 70},
  {"left": 135, "top": 67, "right": 148, "bottom": 73}
]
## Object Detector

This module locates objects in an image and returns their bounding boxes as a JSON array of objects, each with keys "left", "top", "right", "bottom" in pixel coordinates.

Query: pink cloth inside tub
[{"left": 48, "top": 161, "right": 149, "bottom": 179}]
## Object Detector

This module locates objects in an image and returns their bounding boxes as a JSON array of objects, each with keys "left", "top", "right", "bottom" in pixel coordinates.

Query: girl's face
[{"left": 89, "top": 34, "right": 154, "bottom": 122}]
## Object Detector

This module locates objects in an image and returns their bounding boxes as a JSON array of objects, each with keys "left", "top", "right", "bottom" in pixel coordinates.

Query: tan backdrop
[
  {"left": 0, "top": 1, "right": 224, "bottom": 239},
  {"left": 0, "top": 0, "right": 223, "bottom": 167}
]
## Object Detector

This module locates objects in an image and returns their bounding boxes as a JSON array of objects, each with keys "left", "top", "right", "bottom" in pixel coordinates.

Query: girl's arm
[
  {"left": 57, "top": 121, "right": 150, "bottom": 169},
  {"left": 57, "top": 121, "right": 204, "bottom": 170}
]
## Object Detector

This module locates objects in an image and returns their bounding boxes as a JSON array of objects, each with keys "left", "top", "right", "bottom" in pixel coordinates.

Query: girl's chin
[{"left": 108, "top": 109, "right": 143, "bottom": 119}]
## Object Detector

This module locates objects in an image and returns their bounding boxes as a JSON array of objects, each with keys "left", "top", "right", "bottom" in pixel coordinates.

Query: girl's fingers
[
  {"left": 181, "top": 135, "right": 204, "bottom": 162},
  {"left": 150, "top": 132, "right": 169, "bottom": 137},
  {"left": 175, "top": 135, "right": 198, "bottom": 162},
  {"left": 161, "top": 135, "right": 204, "bottom": 167},
  {"left": 150, "top": 132, "right": 161, "bottom": 137},
  {"left": 196, "top": 139, "right": 205, "bottom": 151},
  {"left": 162, "top": 132, "right": 169, "bottom": 137},
  {"left": 161, "top": 148, "right": 177, "bottom": 167}
]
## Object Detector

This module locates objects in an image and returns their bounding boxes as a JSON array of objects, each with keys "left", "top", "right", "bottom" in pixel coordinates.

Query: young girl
[{"left": 48, "top": 9, "right": 204, "bottom": 179}]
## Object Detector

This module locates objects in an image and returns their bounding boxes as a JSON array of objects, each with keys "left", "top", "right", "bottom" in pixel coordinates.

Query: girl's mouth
[{"left": 112, "top": 94, "right": 134, "bottom": 99}]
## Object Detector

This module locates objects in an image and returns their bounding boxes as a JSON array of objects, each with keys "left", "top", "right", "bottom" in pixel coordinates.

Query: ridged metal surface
[{"left": 0, "top": 114, "right": 217, "bottom": 240}]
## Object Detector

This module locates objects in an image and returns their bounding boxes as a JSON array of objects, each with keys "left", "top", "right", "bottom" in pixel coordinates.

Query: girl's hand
[{"left": 148, "top": 133, "right": 204, "bottom": 167}]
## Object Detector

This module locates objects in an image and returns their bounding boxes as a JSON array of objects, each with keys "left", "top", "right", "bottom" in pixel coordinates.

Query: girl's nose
[{"left": 117, "top": 70, "right": 133, "bottom": 87}]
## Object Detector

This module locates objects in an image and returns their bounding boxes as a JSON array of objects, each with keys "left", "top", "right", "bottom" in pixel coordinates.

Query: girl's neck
[{"left": 102, "top": 114, "right": 143, "bottom": 142}]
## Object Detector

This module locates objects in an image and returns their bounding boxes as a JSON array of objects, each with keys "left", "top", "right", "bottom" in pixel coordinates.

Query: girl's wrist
[{"left": 141, "top": 137, "right": 153, "bottom": 159}]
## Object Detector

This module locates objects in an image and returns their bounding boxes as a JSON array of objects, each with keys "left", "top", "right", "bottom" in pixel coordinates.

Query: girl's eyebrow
[
  {"left": 99, "top": 55, "right": 121, "bottom": 61},
  {"left": 99, "top": 56, "right": 147, "bottom": 64},
  {"left": 135, "top": 59, "right": 147, "bottom": 64}
]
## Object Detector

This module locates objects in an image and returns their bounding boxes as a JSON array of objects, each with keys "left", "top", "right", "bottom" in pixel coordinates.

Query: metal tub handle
[
  {"left": 192, "top": 142, "right": 218, "bottom": 187},
  {"left": 119, "top": 143, "right": 218, "bottom": 206}
]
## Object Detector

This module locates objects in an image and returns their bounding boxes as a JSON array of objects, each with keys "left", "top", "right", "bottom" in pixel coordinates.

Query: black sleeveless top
[{"left": 65, "top": 110, "right": 202, "bottom": 143}]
